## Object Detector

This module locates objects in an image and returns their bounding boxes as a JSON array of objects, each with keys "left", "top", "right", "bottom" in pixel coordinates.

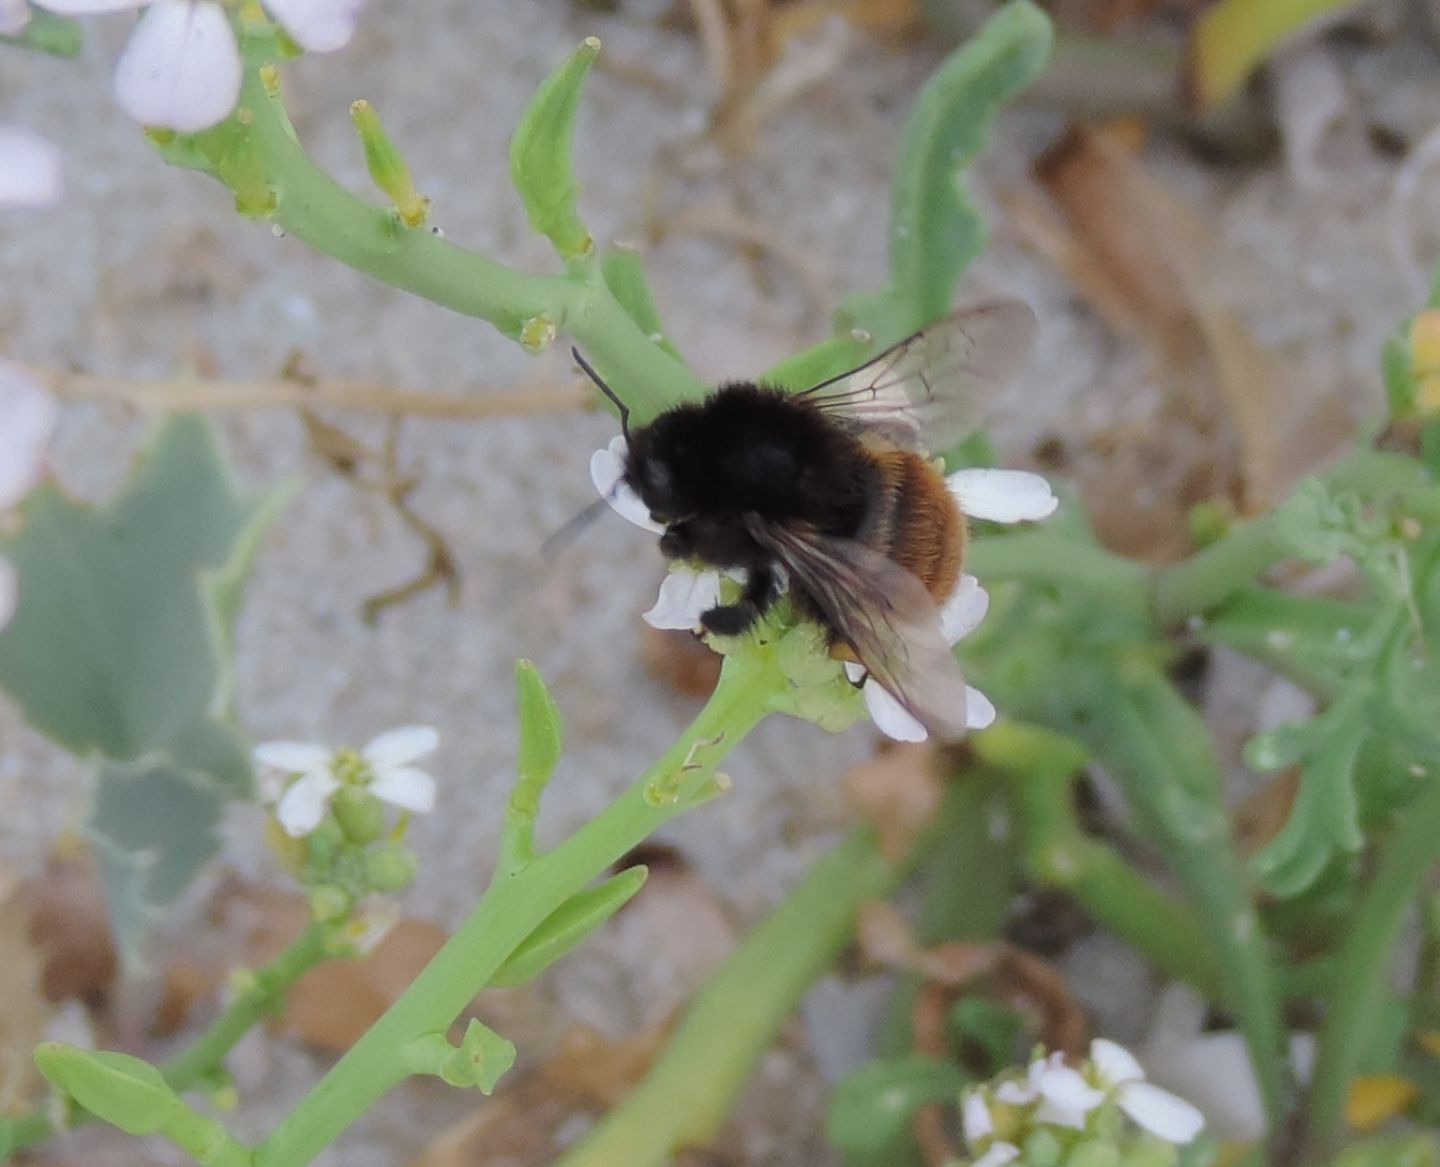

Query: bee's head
[{"left": 624, "top": 423, "right": 688, "bottom": 523}]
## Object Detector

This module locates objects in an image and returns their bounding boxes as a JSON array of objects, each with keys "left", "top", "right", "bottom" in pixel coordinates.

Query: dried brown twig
[{"left": 44, "top": 368, "right": 591, "bottom": 420}]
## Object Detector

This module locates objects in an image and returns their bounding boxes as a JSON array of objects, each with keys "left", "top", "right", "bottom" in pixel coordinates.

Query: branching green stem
[
  {"left": 9, "top": 921, "right": 334, "bottom": 1151},
  {"left": 255, "top": 653, "right": 778, "bottom": 1167},
  {"left": 1300, "top": 775, "right": 1440, "bottom": 1161},
  {"left": 165, "top": 69, "right": 705, "bottom": 421},
  {"left": 996, "top": 726, "right": 1225, "bottom": 1000},
  {"left": 1066, "top": 667, "right": 1290, "bottom": 1138}
]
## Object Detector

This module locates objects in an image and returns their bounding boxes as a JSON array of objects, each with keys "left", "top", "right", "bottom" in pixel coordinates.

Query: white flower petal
[
  {"left": 0, "top": 0, "right": 29, "bottom": 37},
  {"left": 0, "top": 555, "right": 15, "bottom": 633},
  {"left": 971, "top": 1143, "right": 1021, "bottom": 1167},
  {"left": 962, "top": 1091, "right": 994, "bottom": 1144},
  {"left": 1091, "top": 1037, "right": 1145, "bottom": 1087},
  {"left": 0, "top": 128, "right": 63, "bottom": 209},
  {"left": 368, "top": 765, "right": 436, "bottom": 814},
  {"left": 277, "top": 771, "right": 340, "bottom": 836},
  {"left": 642, "top": 567, "right": 720, "bottom": 631},
  {"left": 253, "top": 740, "right": 333, "bottom": 775},
  {"left": 114, "top": 0, "right": 242, "bottom": 133},
  {"left": 1117, "top": 1081, "right": 1206, "bottom": 1144},
  {"left": 949, "top": 468, "right": 1058, "bottom": 524},
  {"left": 41, "top": 0, "right": 145, "bottom": 12},
  {"left": 362, "top": 724, "right": 438, "bottom": 769},
  {"left": 964, "top": 685, "right": 996, "bottom": 730},
  {"left": 863, "top": 681, "right": 928, "bottom": 743},
  {"left": 590, "top": 436, "right": 661, "bottom": 533},
  {"left": 994, "top": 1080, "right": 1037, "bottom": 1105},
  {"left": 0, "top": 361, "right": 57, "bottom": 507},
  {"left": 263, "top": 0, "right": 363, "bottom": 51},
  {"left": 939, "top": 574, "right": 988, "bottom": 644},
  {"left": 1034, "top": 1060, "right": 1106, "bottom": 1128}
]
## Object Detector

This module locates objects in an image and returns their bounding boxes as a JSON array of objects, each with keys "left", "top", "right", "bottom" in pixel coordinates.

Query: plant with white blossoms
[
  {"left": 253, "top": 724, "right": 439, "bottom": 838},
  {"left": 591, "top": 435, "right": 1058, "bottom": 741},
  {"left": 43, "top": 0, "right": 367, "bottom": 132},
  {"left": 960, "top": 1039, "right": 1206, "bottom": 1167},
  {"left": 0, "top": 361, "right": 59, "bottom": 633}
]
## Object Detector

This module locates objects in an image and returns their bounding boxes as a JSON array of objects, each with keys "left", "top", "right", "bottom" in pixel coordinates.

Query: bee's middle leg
[{"left": 699, "top": 562, "right": 779, "bottom": 636}]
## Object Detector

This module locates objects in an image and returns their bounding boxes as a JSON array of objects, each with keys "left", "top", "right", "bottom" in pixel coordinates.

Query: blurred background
[{"left": 2, "top": 0, "right": 1439, "bottom": 1162}]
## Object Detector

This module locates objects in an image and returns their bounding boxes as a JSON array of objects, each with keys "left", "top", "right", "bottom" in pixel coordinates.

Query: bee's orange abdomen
[{"left": 862, "top": 446, "right": 965, "bottom": 602}]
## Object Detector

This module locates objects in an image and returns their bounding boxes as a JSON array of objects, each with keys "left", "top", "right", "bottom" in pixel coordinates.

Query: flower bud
[{"left": 332, "top": 786, "right": 385, "bottom": 846}]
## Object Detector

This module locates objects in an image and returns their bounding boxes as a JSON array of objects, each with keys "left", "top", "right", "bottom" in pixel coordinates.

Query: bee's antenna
[{"left": 572, "top": 347, "right": 631, "bottom": 443}]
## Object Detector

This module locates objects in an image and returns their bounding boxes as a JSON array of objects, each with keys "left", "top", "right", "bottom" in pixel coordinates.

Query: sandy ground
[{"left": 3, "top": 0, "right": 1440, "bottom": 1162}]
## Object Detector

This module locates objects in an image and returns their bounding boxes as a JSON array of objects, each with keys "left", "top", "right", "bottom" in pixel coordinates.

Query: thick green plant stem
[
  {"left": 1300, "top": 774, "right": 1440, "bottom": 1160},
  {"left": 1068, "top": 666, "right": 1290, "bottom": 1136},
  {"left": 552, "top": 829, "right": 898, "bottom": 1167},
  {"left": 255, "top": 653, "right": 777, "bottom": 1167},
  {"left": 9, "top": 920, "right": 333, "bottom": 1151},
  {"left": 988, "top": 723, "right": 1225, "bottom": 1000},
  {"left": 162, "top": 68, "right": 704, "bottom": 420}
]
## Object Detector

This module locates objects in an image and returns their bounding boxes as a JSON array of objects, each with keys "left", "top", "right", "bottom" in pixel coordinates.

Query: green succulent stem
[
  {"left": 1300, "top": 774, "right": 1440, "bottom": 1161},
  {"left": 983, "top": 722, "right": 1226, "bottom": 1000},
  {"left": 552, "top": 828, "right": 899, "bottom": 1167},
  {"left": 254, "top": 652, "right": 778, "bottom": 1167},
  {"left": 156, "top": 66, "right": 704, "bottom": 422}
]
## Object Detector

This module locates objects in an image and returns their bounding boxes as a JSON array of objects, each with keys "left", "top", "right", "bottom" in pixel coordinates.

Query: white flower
[
  {"left": 46, "top": 0, "right": 367, "bottom": 132},
  {"left": 994, "top": 1050, "right": 1107, "bottom": 1130},
  {"left": 971, "top": 1143, "right": 1020, "bottom": 1167},
  {"left": 253, "top": 724, "right": 438, "bottom": 837},
  {"left": 0, "top": 128, "right": 63, "bottom": 209},
  {"left": 0, "top": 0, "right": 29, "bottom": 36},
  {"left": 590, "top": 435, "right": 662, "bottom": 534},
  {"left": 594, "top": 435, "right": 1057, "bottom": 739},
  {"left": 962, "top": 1089, "right": 994, "bottom": 1144},
  {"left": 1090, "top": 1037, "right": 1205, "bottom": 1144},
  {"left": 844, "top": 572, "right": 996, "bottom": 741}
]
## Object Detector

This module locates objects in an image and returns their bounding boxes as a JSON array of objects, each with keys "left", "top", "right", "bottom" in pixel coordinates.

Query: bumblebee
[{"left": 580, "top": 301, "right": 1037, "bottom": 740}]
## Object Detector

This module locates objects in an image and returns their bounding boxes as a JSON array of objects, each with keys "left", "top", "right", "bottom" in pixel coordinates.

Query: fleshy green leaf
[
  {"left": 509, "top": 37, "right": 599, "bottom": 262},
  {"left": 1251, "top": 690, "right": 1368, "bottom": 897},
  {"left": 841, "top": 0, "right": 1052, "bottom": 343},
  {"left": 601, "top": 245, "right": 683, "bottom": 362},
  {"left": 826, "top": 1054, "right": 965, "bottom": 1167},
  {"left": 0, "top": 414, "right": 285, "bottom": 786},
  {"left": 407, "top": 1020, "right": 517, "bottom": 1093},
  {"left": 489, "top": 866, "right": 647, "bottom": 987},
  {"left": 33, "top": 1043, "right": 246, "bottom": 1161},
  {"left": 33, "top": 1045, "right": 177, "bottom": 1136},
  {"left": 90, "top": 757, "right": 227, "bottom": 961},
  {"left": 516, "top": 658, "right": 564, "bottom": 790}
]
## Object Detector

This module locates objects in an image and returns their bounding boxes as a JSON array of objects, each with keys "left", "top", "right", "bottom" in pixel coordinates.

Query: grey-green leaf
[
  {"left": 91, "top": 757, "right": 226, "bottom": 961},
  {"left": 0, "top": 414, "right": 286, "bottom": 793},
  {"left": 841, "top": 0, "right": 1052, "bottom": 343}
]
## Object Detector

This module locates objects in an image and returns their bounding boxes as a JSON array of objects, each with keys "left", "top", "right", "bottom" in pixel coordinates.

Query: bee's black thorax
[{"left": 625, "top": 383, "right": 878, "bottom": 559}]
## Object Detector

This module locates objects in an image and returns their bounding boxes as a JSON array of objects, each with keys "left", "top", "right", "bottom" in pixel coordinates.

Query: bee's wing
[
  {"left": 745, "top": 517, "right": 972, "bottom": 741},
  {"left": 792, "top": 300, "right": 1037, "bottom": 452}
]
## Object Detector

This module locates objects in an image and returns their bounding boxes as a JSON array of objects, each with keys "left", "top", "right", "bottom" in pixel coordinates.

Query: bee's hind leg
[{"left": 699, "top": 563, "right": 779, "bottom": 637}]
